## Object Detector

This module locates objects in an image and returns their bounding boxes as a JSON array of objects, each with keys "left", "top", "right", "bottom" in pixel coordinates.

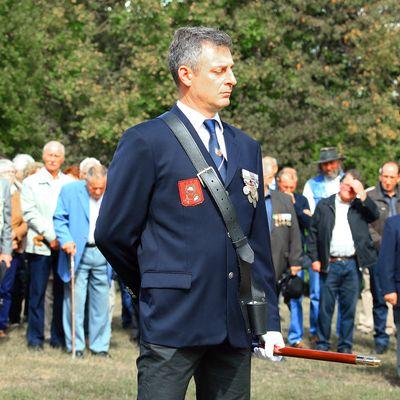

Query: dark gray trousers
[{"left": 137, "top": 341, "right": 251, "bottom": 400}]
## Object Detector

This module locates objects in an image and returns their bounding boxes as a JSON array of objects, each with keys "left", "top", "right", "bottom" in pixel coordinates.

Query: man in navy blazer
[
  {"left": 95, "top": 27, "right": 283, "bottom": 399},
  {"left": 377, "top": 215, "right": 400, "bottom": 378},
  {"left": 54, "top": 165, "right": 111, "bottom": 357}
]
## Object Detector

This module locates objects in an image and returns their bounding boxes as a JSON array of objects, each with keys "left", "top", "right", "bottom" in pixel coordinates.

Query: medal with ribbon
[{"left": 241, "top": 169, "right": 259, "bottom": 208}]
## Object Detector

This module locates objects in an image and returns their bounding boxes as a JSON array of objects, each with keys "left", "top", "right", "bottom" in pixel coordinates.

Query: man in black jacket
[{"left": 308, "top": 170, "right": 379, "bottom": 353}]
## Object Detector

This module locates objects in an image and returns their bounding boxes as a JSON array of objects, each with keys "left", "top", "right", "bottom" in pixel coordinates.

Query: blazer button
[{"left": 228, "top": 272, "right": 234, "bottom": 279}]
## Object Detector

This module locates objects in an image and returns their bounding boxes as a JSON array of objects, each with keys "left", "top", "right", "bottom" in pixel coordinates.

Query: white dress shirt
[
  {"left": 176, "top": 100, "right": 228, "bottom": 160},
  {"left": 88, "top": 195, "right": 103, "bottom": 244},
  {"left": 329, "top": 195, "right": 356, "bottom": 257}
]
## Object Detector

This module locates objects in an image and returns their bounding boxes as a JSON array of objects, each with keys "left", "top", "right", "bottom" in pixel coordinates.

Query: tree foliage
[{"left": 0, "top": 0, "right": 399, "bottom": 186}]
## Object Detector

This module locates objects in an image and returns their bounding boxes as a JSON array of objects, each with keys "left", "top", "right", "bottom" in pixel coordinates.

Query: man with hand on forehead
[
  {"left": 308, "top": 170, "right": 379, "bottom": 354},
  {"left": 96, "top": 26, "right": 283, "bottom": 399}
]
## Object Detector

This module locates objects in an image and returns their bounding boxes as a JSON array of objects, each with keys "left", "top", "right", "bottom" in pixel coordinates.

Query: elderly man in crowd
[
  {"left": 0, "top": 159, "right": 28, "bottom": 339},
  {"left": 308, "top": 170, "right": 379, "bottom": 353},
  {"left": 357, "top": 161, "right": 400, "bottom": 353},
  {"left": 0, "top": 169, "right": 13, "bottom": 339},
  {"left": 7, "top": 155, "right": 34, "bottom": 327},
  {"left": 263, "top": 156, "right": 279, "bottom": 190},
  {"left": 262, "top": 158, "right": 302, "bottom": 283},
  {"left": 277, "top": 167, "right": 312, "bottom": 348},
  {"left": 21, "top": 141, "right": 73, "bottom": 350},
  {"left": 54, "top": 165, "right": 111, "bottom": 357}
]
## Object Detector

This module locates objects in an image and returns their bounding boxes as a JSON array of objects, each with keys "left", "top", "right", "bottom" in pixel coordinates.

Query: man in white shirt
[
  {"left": 308, "top": 170, "right": 379, "bottom": 353},
  {"left": 54, "top": 165, "right": 111, "bottom": 357},
  {"left": 21, "top": 141, "right": 73, "bottom": 350}
]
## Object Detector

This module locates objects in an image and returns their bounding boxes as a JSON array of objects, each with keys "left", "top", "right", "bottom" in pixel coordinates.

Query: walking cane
[{"left": 70, "top": 253, "right": 76, "bottom": 359}]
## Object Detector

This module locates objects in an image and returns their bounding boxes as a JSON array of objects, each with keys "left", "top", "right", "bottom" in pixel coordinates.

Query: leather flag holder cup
[{"left": 159, "top": 112, "right": 268, "bottom": 336}]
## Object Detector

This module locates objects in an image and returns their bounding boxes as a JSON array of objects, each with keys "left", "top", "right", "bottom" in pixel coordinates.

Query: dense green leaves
[{"left": 0, "top": 0, "right": 399, "bottom": 186}]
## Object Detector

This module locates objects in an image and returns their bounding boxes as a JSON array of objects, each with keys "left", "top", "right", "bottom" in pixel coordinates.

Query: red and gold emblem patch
[{"left": 178, "top": 178, "right": 204, "bottom": 207}]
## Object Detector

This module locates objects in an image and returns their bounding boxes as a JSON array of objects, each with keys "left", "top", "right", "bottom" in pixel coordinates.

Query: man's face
[
  {"left": 86, "top": 177, "right": 107, "bottom": 201},
  {"left": 320, "top": 160, "right": 341, "bottom": 179},
  {"left": 42, "top": 146, "right": 64, "bottom": 174},
  {"left": 186, "top": 43, "right": 237, "bottom": 115},
  {"left": 379, "top": 164, "right": 399, "bottom": 193},
  {"left": 339, "top": 174, "right": 357, "bottom": 203},
  {"left": 278, "top": 175, "right": 297, "bottom": 194}
]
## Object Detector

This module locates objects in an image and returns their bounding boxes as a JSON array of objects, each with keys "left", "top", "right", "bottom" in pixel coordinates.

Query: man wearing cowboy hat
[
  {"left": 303, "top": 147, "right": 345, "bottom": 214},
  {"left": 302, "top": 147, "right": 345, "bottom": 345}
]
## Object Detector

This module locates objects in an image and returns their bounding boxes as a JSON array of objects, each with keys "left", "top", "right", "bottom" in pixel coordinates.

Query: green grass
[{"left": 1, "top": 297, "right": 399, "bottom": 399}]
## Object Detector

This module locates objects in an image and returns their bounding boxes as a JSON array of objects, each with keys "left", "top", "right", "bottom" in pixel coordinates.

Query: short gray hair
[
  {"left": 86, "top": 165, "right": 107, "bottom": 182},
  {"left": 43, "top": 141, "right": 65, "bottom": 156},
  {"left": 168, "top": 26, "right": 232, "bottom": 86},
  {"left": 79, "top": 157, "right": 101, "bottom": 175},
  {"left": 12, "top": 154, "right": 35, "bottom": 172}
]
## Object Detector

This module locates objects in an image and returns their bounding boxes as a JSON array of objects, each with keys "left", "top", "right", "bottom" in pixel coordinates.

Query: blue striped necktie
[{"left": 203, "top": 119, "right": 227, "bottom": 182}]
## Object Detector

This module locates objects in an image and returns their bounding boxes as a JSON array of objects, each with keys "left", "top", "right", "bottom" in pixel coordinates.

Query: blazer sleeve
[
  {"left": 287, "top": 198, "right": 303, "bottom": 267},
  {"left": 307, "top": 203, "right": 321, "bottom": 262},
  {"left": 95, "top": 128, "right": 156, "bottom": 297},
  {"left": 248, "top": 146, "right": 281, "bottom": 332},
  {"left": 357, "top": 195, "right": 380, "bottom": 223},
  {"left": 377, "top": 218, "right": 397, "bottom": 296},
  {"left": 0, "top": 181, "right": 13, "bottom": 255},
  {"left": 53, "top": 187, "right": 74, "bottom": 246},
  {"left": 293, "top": 195, "right": 311, "bottom": 232}
]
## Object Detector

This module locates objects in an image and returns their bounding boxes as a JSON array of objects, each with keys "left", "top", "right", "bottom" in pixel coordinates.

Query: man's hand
[
  {"left": 33, "top": 235, "right": 44, "bottom": 247},
  {"left": 350, "top": 178, "right": 366, "bottom": 201},
  {"left": 49, "top": 239, "right": 60, "bottom": 251},
  {"left": 290, "top": 266, "right": 302, "bottom": 276},
  {"left": 253, "top": 331, "right": 285, "bottom": 362},
  {"left": 62, "top": 241, "right": 76, "bottom": 255},
  {"left": 311, "top": 261, "right": 321, "bottom": 272},
  {"left": 0, "top": 254, "right": 12, "bottom": 268},
  {"left": 384, "top": 292, "right": 398, "bottom": 306},
  {"left": 283, "top": 191, "right": 295, "bottom": 204}
]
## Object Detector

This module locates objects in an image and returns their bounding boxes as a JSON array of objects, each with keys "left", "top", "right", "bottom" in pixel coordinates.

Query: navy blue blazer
[
  {"left": 377, "top": 215, "right": 400, "bottom": 302},
  {"left": 95, "top": 104, "right": 280, "bottom": 348}
]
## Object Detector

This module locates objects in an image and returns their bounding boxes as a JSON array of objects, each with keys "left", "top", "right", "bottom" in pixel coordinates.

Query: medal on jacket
[
  {"left": 241, "top": 169, "right": 259, "bottom": 208},
  {"left": 273, "top": 213, "right": 292, "bottom": 227}
]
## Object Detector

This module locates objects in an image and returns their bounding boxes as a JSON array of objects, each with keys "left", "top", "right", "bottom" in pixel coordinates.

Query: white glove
[{"left": 253, "top": 331, "right": 285, "bottom": 362}]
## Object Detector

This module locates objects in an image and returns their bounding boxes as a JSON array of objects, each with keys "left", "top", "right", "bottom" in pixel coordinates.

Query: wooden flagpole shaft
[{"left": 272, "top": 346, "right": 381, "bottom": 367}]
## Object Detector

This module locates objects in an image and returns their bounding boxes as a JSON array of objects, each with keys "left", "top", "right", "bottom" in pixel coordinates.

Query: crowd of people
[
  {"left": 261, "top": 147, "right": 400, "bottom": 376},
  {"left": 0, "top": 142, "right": 138, "bottom": 358},
  {"left": 0, "top": 140, "right": 398, "bottom": 372}
]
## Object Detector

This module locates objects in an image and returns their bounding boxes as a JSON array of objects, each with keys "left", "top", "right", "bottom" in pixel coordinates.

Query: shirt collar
[
  {"left": 38, "top": 167, "right": 62, "bottom": 183},
  {"left": 177, "top": 100, "right": 223, "bottom": 132},
  {"left": 380, "top": 183, "right": 397, "bottom": 199},
  {"left": 335, "top": 193, "right": 351, "bottom": 206}
]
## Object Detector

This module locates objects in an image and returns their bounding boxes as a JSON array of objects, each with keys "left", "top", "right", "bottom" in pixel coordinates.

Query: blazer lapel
[
  {"left": 222, "top": 123, "right": 239, "bottom": 188},
  {"left": 79, "top": 184, "right": 90, "bottom": 221}
]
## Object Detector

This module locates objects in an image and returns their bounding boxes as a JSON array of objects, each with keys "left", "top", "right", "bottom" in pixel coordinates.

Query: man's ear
[{"left": 178, "top": 65, "right": 193, "bottom": 87}]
